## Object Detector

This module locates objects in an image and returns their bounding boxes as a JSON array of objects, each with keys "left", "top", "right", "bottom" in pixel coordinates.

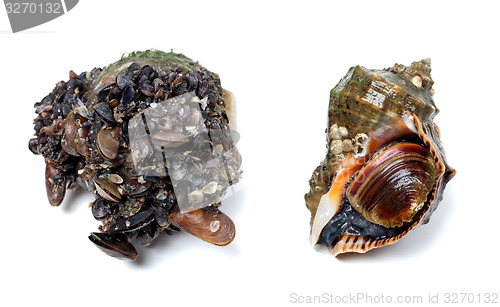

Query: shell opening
[{"left": 346, "top": 142, "right": 439, "bottom": 228}]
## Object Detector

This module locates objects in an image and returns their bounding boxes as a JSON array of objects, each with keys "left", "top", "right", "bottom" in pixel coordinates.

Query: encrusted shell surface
[
  {"left": 29, "top": 50, "right": 242, "bottom": 260},
  {"left": 305, "top": 59, "right": 455, "bottom": 256}
]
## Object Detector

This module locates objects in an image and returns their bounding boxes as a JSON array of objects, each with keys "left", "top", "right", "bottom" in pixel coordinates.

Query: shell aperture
[{"left": 305, "top": 59, "right": 455, "bottom": 256}]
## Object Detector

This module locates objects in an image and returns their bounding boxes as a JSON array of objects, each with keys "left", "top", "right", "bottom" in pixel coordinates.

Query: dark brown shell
[
  {"left": 305, "top": 59, "right": 455, "bottom": 256},
  {"left": 88, "top": 232, "right": 137, "bottom": 260},
  {"left": 97, "top": 126, "right": 121, "bottom": 160},
  {"left": 45, "top": 161, "right": 66, "bottom": 207},
  {"left": 64, "top": 111, "right": 90, "bottom": 157}
]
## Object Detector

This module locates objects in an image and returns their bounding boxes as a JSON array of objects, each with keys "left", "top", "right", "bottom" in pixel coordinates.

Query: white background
[{"left": 1, "top": 1, "right": 499, "bottom": 306}]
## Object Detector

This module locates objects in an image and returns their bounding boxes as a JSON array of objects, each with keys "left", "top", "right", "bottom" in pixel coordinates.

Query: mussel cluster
[{"left": 29, "top": 50, "right": 241, "bottom": 260}]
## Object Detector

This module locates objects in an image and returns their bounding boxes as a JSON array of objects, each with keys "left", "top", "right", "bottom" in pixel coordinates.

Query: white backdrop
[{"left": 1, "top": 1, "right": 498, "bottom": 306}]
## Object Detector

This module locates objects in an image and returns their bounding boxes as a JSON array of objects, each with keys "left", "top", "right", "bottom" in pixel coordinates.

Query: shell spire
[{"left": 414, "top": 58, "right": 432, "bottom": 74}]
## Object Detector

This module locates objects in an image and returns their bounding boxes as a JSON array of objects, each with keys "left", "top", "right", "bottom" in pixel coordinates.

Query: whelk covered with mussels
[
  {"left": 29, "top": 50, "right": 241, "bottom": 260},
  {"left": 305, "top": 59, "right": 455, "bottom": 256}
]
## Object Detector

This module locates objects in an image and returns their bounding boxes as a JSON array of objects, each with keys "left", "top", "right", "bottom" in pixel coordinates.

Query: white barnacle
[
  {"left": 411, "top": 75, "right": 422, "bottom": 88},
  {"left": 353, "top": 133, "right": 370, "bottom": 158},
  {"left": 354, "top": 144, "right": 368, "bottom": 158},
  {"left": 203, "top": 182, "right": 218, "bottom": 194},
  {"left": 210, "top": 220, "right": 220, "bottom": 232},
  {"left": 188, "top": 190, "right": 204, "bottom": 204},
  {"left": 330, "top": 140, "right": 343, "bottom": 155},
  {"left": 200, "top": 97, "right": 208, "bottom": 110},
  {"left": 338, "top": 126, "right": 348, "bottom": 138},
  {"left": 342, "top": 139, "right": 354, "bottom": 152},
  {"left": 329, "top": 124, "right": 341, "bottom": 140},
  {"left": 354, "top": 133, "right": 369, "bottom": 145}
]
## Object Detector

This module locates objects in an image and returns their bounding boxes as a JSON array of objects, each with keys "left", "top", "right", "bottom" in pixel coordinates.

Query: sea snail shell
[{"left": 305, "top": 59, "right": 455, "bottom": 256}]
